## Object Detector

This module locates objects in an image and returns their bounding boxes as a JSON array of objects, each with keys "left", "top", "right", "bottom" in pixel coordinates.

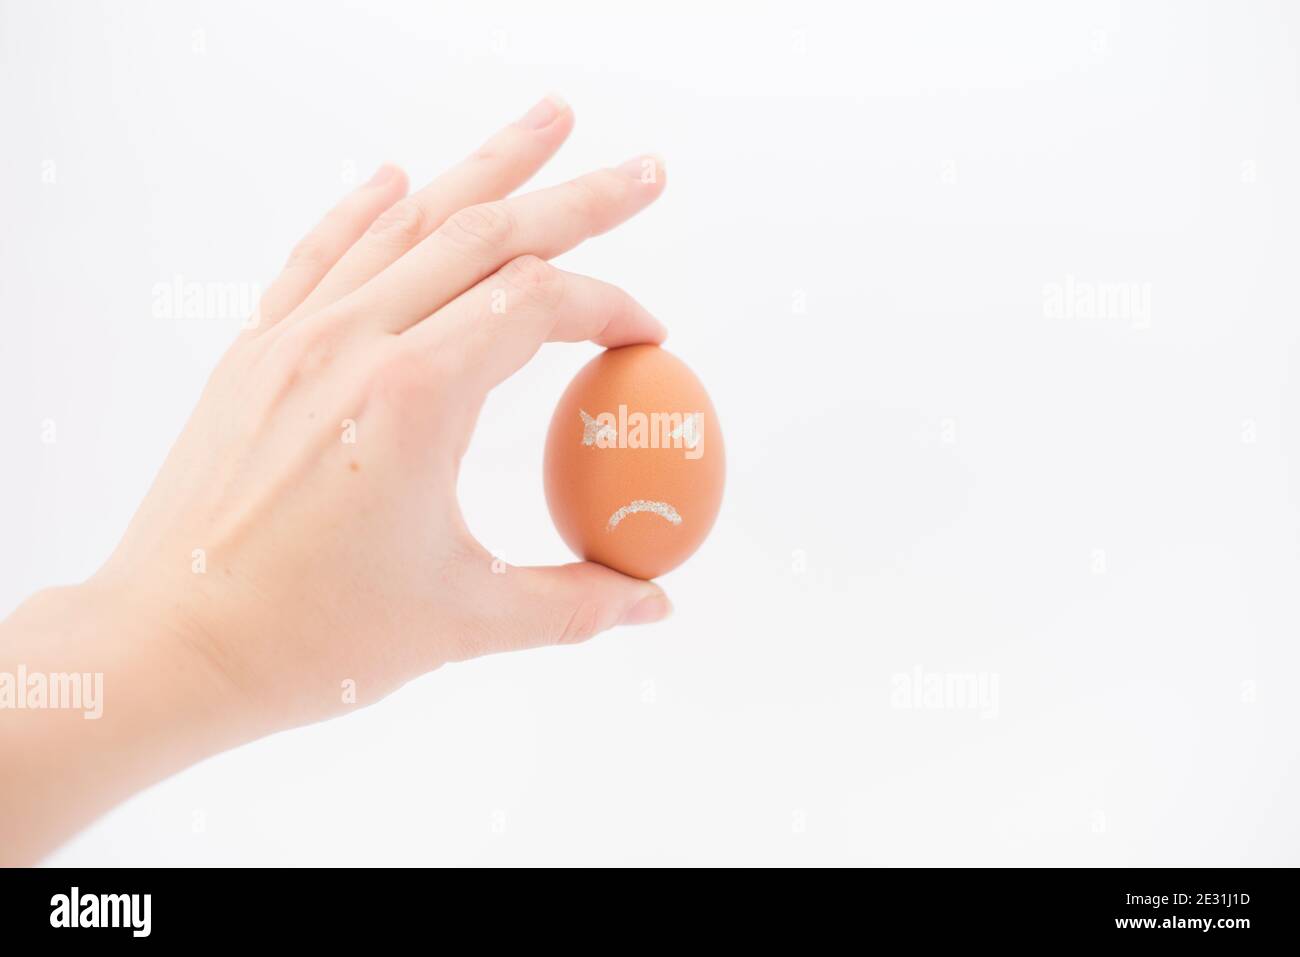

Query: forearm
[{"left": 0, "top": 582, "right": 255, "bottom": 865}]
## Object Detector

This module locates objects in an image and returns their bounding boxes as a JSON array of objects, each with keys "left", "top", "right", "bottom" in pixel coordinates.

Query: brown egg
[{"left": 544, "top": 345, "right": 725, "bottom": 580}]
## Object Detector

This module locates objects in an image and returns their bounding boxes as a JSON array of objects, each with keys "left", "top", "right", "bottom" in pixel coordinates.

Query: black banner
[{"left": 0, "top": 867, "right": 1287, "bottom": 944}]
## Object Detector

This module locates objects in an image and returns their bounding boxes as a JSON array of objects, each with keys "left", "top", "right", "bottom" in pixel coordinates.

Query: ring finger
[
  {"left": 343, "top": 154, "right": 666, "bottom": 335},
  {"left": 291, "top": 94, "right": 575, "bottom": 320}
]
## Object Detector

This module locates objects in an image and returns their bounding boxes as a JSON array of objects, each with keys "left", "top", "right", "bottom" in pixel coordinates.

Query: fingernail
[
  {"left": 365, "top": 164, "right": 399, "bottom": 188},
  {"left": 619, "top": 593, "right": 673, "bottom": 626},
  {"left": 518, "top": 92, "right": 568, "bottom": 130},
  {"left": 618, "top": 153, "right": 666, "bottom": 182}
]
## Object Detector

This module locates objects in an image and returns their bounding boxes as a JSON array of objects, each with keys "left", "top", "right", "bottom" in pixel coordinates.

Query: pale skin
[{"left": 0, "top": 95, "right": 674, "bottom": 865}]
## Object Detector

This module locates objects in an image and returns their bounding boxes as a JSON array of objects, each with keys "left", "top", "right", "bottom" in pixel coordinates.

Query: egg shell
[{"left": 544, "top": 345, "right": 725, "bottom": 580}]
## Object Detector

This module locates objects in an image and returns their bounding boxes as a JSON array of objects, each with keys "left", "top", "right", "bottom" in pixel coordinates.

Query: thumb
[{"left": 494, "top": 561, "right": 672, "bottom": 651}]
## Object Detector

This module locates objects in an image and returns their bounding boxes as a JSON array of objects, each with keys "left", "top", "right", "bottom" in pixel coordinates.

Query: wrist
[{"left": 0, "top": 579, "right": 266, "bottom": 863}]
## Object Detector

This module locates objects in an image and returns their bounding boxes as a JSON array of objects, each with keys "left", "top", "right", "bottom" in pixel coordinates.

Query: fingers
[
  {"left": 350, "top": 154, "right": 667, "bottom": 333},
  {"left": 404, "top": 256, "right": 666, "bottom": 398},
  {"left": 251, "top": 164, "right": 409, "bottom": 333},
  {"left": 292, "top": 94, "right": 574, "bottom": 318},
  {"left": 472, "top": 561, "right": 672, "bottom": 656}
]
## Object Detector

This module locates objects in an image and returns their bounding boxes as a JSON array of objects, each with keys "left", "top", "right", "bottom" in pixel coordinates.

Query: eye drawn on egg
[
  {"left": 668, "top": 412, "right": 703, "bottom": 450},
  {"left": 607, "top": 500, "right": 683, "bottom": 531},
  {"left": 579, "top": 409, "right": 617, "bottom": 447}
]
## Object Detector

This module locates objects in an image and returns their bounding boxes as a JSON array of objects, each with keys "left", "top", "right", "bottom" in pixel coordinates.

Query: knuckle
[
  {"left": 369, "top": 345, "right": 433, "bottom": 396},
  {"left": 367, "top": 198, "right": 430, "bottom": 246},
  {"left": 285, "top": 322, "right": 345, "bottom": 375},
  {"left": 469, "top": 143, "right": 503, "bottom": 165},
  {"left": 284, "top": 235, "right": 331, "bottom": 271},
  {"left": 569, "top": 170, "right": 625, "bottom": 219},
  {"left": 365, "top": 345, "right": 455, "bottom": 420},
  {"left": 564, "top": 176, "right": 602, "bottom": 219},
  {"left": 555, "top": 601, "right": 603, "bottom": 646},
  {"left": 257, "top": 321, "right": 343, "bottom": 396},
  {"left": 500, "top": 255, "right": 563, "bottom": 309},
  {"left": 439, "top": 202, "right": 514, "bottom": 255},
  {"left": 605, "top": 283, "right": 635, "bottom": 316}
]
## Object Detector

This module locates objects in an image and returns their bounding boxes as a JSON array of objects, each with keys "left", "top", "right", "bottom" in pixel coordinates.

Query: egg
[{"left": 544, "top": 345, "right": 725, "bottom": 580}]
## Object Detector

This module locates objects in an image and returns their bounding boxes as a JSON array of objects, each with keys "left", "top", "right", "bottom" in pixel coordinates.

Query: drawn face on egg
[{"left": 544, "top": 346, "right": 725, "bottom": 580}]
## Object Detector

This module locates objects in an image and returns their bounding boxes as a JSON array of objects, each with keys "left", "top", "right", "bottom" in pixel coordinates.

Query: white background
[{"left": 2, "top": 0, "right": 1298, "bottom": 865}]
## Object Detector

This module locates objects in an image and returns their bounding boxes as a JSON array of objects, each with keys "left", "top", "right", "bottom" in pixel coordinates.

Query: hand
[
  {"left": 0, "top": 95, "right": 676, "bottom": 865},
  {"left": 97, "top": 95, "right": 673, "bottom": 730}
]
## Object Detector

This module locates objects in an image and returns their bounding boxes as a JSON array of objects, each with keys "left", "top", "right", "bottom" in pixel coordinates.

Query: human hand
[{"left": 94, "top": 95, "right": 672, "bottom": 732}]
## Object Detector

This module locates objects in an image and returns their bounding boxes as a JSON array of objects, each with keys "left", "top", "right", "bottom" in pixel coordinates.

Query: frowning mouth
[{"left": 606, "top": 500, "right": 682, "bottom": 531}]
